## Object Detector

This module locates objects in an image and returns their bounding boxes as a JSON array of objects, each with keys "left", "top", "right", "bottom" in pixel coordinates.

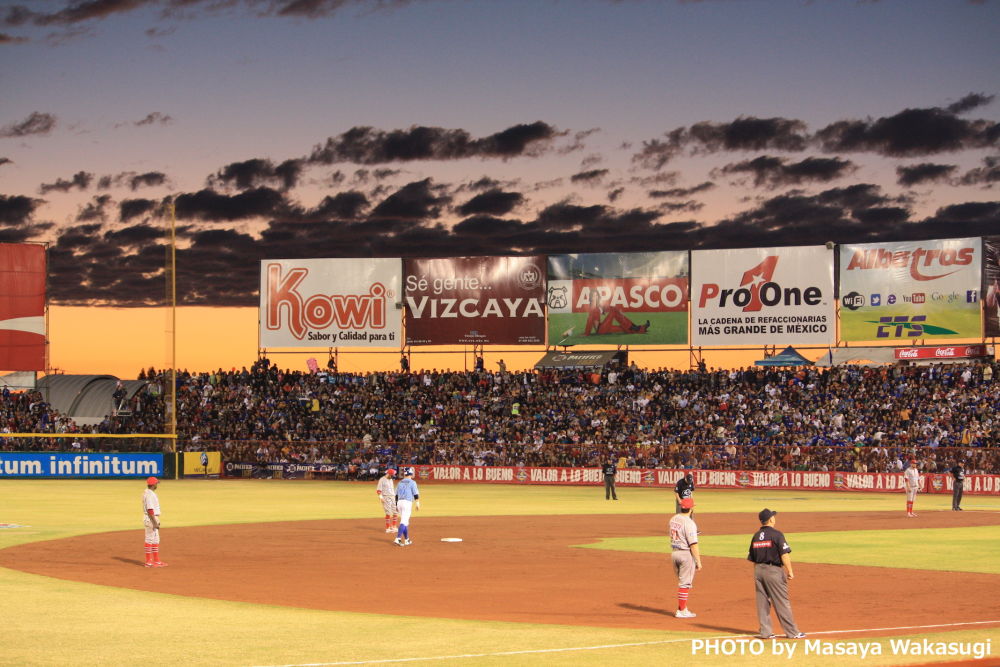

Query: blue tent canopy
[{"left": 754, "top": 346, "right": 813, "bottom": 367}]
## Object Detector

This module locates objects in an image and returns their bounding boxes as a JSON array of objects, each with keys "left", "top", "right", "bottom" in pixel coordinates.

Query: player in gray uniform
[
  {"left": 669, "top": 496, "right": 702, "bottom": 618},
  {"left": 747, "top": 508, "right": 804, "bottom": 639},
  {"left": 393, "top": 468, "right": 420, "bottom": 546},
  {"left": 377, "top": 468, "right": 399, "bottom": 533}
]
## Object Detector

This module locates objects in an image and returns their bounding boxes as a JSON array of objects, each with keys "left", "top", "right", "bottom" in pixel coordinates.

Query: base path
[{"left": 2, "top": 511, "right": 999, "bottom": 635}]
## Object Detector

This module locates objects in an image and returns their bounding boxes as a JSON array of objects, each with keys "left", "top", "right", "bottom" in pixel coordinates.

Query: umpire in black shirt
[
  {"left": 951, "top": 464, "right": 965, "bottom": 511},
  {"left": 747, "top": 508, "right": 804, "bottom": 640},
  {"left": 602, "top": 458, "right": 618, "bottom": 500}
]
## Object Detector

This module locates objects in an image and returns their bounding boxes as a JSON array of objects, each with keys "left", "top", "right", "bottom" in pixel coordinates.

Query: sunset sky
[{"left": 2, "top": 0, "right": 999, "bottom": 378}]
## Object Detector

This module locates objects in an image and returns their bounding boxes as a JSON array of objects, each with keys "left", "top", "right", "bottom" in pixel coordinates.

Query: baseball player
[
  {"left": 674, "top": 472, "right": 695, "bottom": 515},
  {"left": 602, "top": 458, "right": 618, "bottom": 500},
  {"left": 669, "top": 497, "right": 702, "bottom": 618},
  {"left": 904, "top": 458, "right": 921, "bottom": 517},
  {"left": 142, "top": 476, "right": 167, "bottom": 567},
  {"left": 377, "top": 468, "right": 400, "bottom": 533},
  {"left": 747, "top": 508, "right": 804, "bottom": 639},
  {"left": 950, "top": 463, "right": 965, "bottom": 511},
  {"left": 393, "top": 467, "right": 420, "bottom": 546}
]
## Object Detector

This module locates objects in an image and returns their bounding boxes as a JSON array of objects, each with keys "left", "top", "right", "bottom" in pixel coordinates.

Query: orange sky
[{"left": 46, "top": 305, "right": 789, "bottom": 379}]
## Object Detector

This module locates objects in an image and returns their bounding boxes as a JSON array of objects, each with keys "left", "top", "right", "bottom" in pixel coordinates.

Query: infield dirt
[{"left": 2, "top": 510, "right": 998, "bottom": 637}]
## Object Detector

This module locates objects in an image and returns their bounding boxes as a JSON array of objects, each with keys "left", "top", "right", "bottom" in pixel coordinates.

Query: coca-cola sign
[{"left": 893, "top": 344, "right": 989, "bottom": 360}]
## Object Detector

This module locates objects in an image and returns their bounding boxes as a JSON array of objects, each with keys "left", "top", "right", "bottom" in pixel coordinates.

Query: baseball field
[{"left": 1, "top": 479, "right": 998, "bottom": 666}]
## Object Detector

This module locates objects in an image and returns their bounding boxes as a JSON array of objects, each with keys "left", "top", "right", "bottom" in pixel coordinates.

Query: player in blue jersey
[{"left": 393, "top": 468, "right": 421, "bottom": 546}]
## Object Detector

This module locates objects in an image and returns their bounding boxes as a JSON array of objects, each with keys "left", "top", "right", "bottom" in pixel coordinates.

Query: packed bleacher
[{"left": 3, "top": 357, "right": 998, "bottom": 475}]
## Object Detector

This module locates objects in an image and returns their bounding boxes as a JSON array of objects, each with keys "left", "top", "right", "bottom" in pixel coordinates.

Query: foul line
[{"left": 253, "top": 619, "right": 1000, "bottom": 667}]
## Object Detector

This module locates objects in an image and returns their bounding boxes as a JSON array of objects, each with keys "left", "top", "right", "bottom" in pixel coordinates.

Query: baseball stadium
[{"left": 2, "top": 240, "right": 1000, "bottom": 666}]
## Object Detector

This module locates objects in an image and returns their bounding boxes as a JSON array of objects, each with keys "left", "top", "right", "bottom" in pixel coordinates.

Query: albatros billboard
[{"left": 404, "top": 256, "right": 545, "bottom": 345}]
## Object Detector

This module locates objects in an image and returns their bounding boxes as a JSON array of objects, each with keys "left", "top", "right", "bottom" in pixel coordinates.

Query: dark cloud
[
  {"left": 718, "top": 156, "right": 854, "bottom": 188},
  {"left": 0, "top": 32, "right": 27, "bottom": 44},
  {"left": 210, "top": 158, "right": 304, "bottom": 190},
  {"left": 119, "top": 198, "right": 157, "bottom": 222},
  {"left": 174, "top": 187, "right": 292, "bottom": 222},
  {"left": 631, "top": 128, "right": 686, "bottom": 170},
  {"left": 688, "top": 117, "right": 810, "bottom": 153},
  {"left": 310, "top": 191, "right": 369, "bottom": 220},
  {"left": 457, "top": 189, "right": 523, "bottom": 216},
  {"left": 0, "top": 194, "right": 41, "bottom": 225},
  {"left": 0, "top": 157, "right": 11, "bottom": 167},
  {"left": 369, "top": 178, "right": 450, "bottom": 221},
  {"left": 648, "top": 181, "right": 715, "bottom": 198},
  {"left": 815, "top": 106, "right": 999, "bottom": 156},
  {"left": 570, "top": 169, "right": 609, "bottom": 184},
  {"left": 77, "top": 193, "right": 112, "bottom": 222},
  {"left": 959, "top": 156, "right": 1000, "bottom": 186},
  {"left": 947, "top": 93, "right": 994, "bottom": 115},
  {"left": 308, "top": 122, "right": 560, "bottom": 165},
  {"left": 134, "top": 111, "right": 172, "bottom": 126},
  {"left": 896, "top": 163, "right": 957, "bottom": 187},
  {"left": 0, "top": 111, "right": 56, "bottom": 138},
  {"left": 39, "top": 170, "right": 93, "bottom": 194}
]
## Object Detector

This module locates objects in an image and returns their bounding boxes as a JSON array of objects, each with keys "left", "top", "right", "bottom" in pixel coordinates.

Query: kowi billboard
[
  {"left": 839, "top": 238, "right": 981, "bottom": 342},
  {"left": 691, "top": 246, "right": 834, "bottom": 346},
  {"left": 546, "top": 251, "right": 688, "bottom": 346},
  {"left": 259, "top": 258, "right": 401, "bottom": 348},
  {"left": 404, "top": 256, "right": 545, "bottom": 345},
  {"left": 0, "top": 243, "right": 46, "bottom": 371}
]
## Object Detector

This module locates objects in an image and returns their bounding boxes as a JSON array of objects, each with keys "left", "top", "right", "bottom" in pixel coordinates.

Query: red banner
[
  {"left": 0, "top": 243, "right": 46, "bottom": 371},
  {"left": 894, "top": 344, "right": 989, "bottom": 360},
  {"left": 404, "top": 256, "right": 545, "bottom": 345},
  {"left": 411, "top": 465, "right": 1000, "bottom": 495}
]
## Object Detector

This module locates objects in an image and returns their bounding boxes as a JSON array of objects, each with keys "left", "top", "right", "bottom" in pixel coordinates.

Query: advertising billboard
[
  {"left": 691, "top": 246, "right": 834, "bottom": 346},
  {"left": 259, "top": 258, "right": 402, "bottom": 348},
  {"left": 404, "top": 256, "right": 545, "bottom": 345},
  {"left": 839, "top": 238, "right": 981, "bottom": 341},
  {"left": 984, "top": 237, "right": 1000, "bottom": 337},
  {"left": 546, "top": 251, "right": 688, "bottom": 346},
  {"left": 0, "top": 243, "right": 46, "bottom": 371}
]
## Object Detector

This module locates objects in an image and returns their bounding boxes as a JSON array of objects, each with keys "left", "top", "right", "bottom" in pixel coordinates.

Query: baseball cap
[
  {"left": 758, "top": 508, "right": 777, "bottom": 523},
  {"left": 146, "top": 476, "right": 159, "bottom": 486},
  {"left": 404, "top": 467, "right": 414, "bottom": 476},
  {"left": 681, "top": 497, "right": 695, "bottom": 509},
  {"left": 386, "top": 468, "right": 396, "bottom": 475}
]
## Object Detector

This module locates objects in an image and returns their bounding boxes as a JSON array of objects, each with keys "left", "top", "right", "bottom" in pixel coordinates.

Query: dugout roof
[{"left": 35, "top": 374, "right": 147, "bottom": 426}]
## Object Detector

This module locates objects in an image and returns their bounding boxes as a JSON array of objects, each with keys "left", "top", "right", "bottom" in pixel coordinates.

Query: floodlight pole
[{"left": 168, "top": 201, "right": 177, "bottom": 446}]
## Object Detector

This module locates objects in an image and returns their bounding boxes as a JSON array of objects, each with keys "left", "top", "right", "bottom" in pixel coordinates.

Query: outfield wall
[{"left": 222, "top": 460, "right": 1000, "bottom": 495}]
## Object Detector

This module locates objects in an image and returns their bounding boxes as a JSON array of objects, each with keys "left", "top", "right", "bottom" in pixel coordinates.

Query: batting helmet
[{"left": 404, "top": 467, "right": 414, "bottom": 476}]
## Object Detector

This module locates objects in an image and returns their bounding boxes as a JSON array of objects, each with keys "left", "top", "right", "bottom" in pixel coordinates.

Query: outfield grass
[{"left": 1, "top": 481, "right": 998, "bottom": 666}]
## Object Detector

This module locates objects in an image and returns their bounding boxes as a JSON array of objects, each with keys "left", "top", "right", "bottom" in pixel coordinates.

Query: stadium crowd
[{"left": 2, "top": 357, "right": 999, "bottom": 475}]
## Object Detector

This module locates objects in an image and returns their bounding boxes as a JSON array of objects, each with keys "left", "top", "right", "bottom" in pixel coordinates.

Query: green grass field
[
  {"left": 1, "top": 481, "right": 998, "bottom": 666},
  {"left": 547, "top": 311, "right": 687, "bottom": 346}
]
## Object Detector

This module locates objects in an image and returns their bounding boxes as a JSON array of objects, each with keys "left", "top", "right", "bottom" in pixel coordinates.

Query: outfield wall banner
[
  {"left": 983, "top": 237, "right": 1000, "bottom": 337},
  {"left": 182, "top": 451, "right": 221, "bottom": 478},
  {"left": 404, "top": 256, "right": 545, "bottom": 345},
  {"left": 404, "top": 465, "right": 1000, "bottom": 495},
  {"left": 546, "top": 251, "right": 688, "bottom": 346},
  {"left": 691, "top": 246, "right": 834, "bottom": 346},
  {"left": 0, "top": 452, "right": 162, "bottom": 478},
  {"left": 839, "top": 238, "right": 981, "bottom": 342},
  {"left": 0, "top": 243, "right": 46, "bottom": 371},
  {"left": 893, "top": 344, "right": 990, "bottom": 361},
  {"left": 259, "top": 258, "right": 401, "bottom": 348}
]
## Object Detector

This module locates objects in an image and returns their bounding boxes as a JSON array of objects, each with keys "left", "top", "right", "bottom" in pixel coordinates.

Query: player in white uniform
[
  {"left": 393, "top": 468, "right": 420, "bottom": 546},
  {"left": 904, "top": 458, "right": 921, "bottom": 517},
  {"left": 142, "top": 476, "right": 167, "bottom": 567},
  {"left": 377, "top": 468, "right": 400, "bottom": 533},
  {"left": 669, "top": 496, "right": 702, "bottom": 617}
]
